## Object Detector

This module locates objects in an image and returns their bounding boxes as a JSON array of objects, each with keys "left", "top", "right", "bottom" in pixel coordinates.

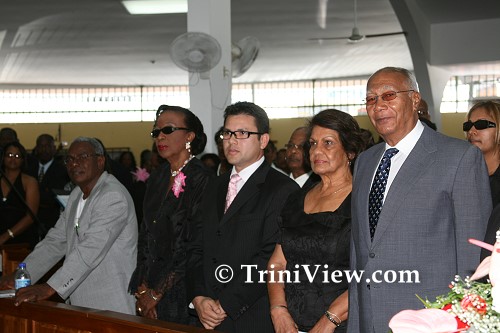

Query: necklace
[
  {"left": 331, "top": 185, "right": 350, "bottom": 195},
  {"left": 171, "top": 155, "right": 194, "bottom": 177}
]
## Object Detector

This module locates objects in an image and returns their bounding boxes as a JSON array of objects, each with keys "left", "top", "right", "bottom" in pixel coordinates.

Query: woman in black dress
[
  {"left": 129, "top": 105, "right": 211, "bottom": 323},
  {"left": 267, "top": 109, "right": 365, "bottom": 333},
  {"left": 0, "top": 141, "right": 40, "bottom": 248}
]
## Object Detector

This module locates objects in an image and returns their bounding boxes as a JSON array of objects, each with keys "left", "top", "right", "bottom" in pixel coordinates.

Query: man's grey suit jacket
[
  {"left": 348, "top": 126, "right": 491, "bottom": 333},
  {"left": 24, "top": 171, "right": 138, "bottom": 314}
]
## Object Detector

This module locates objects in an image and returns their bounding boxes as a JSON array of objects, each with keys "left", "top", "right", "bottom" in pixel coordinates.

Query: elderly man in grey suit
[
  {"left": 348, "top": 67, "right": 491, "bottom": 333},
  {"left": 0, "top": 137, "right": 137, "bottom": 314}
]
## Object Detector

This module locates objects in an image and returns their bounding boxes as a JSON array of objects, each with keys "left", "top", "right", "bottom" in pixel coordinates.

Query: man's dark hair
[{"left": 223, "top": 102, "right": 270, "bottom": 134}]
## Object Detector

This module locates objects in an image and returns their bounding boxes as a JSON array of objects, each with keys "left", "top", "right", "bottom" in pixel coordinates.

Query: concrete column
[{"left": 187, "top": 0, "right": 231, "bottom": 154}]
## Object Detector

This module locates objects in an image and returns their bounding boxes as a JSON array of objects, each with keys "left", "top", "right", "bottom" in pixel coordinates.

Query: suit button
[
  {"left": 216, "top": 230, "right": 221, "bottom": 236},
  {"left": 369, "top": 252, "right": 375, "bottom": 258},
  {"left": 212, "top": 258, "right": 217, "bottom": 263},
  {"left": 367, "top": 284, "right": 371, "bottom": 290}
]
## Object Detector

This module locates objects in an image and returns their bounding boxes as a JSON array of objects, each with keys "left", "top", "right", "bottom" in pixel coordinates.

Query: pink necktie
[{"left": 225, "top": 174, "right": 241, "bottom": 213}]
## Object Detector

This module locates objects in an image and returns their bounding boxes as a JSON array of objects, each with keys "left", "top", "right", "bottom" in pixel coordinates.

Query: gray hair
[
  {"left": 71, "top": 137, "right": 105, "bottom": 155},
  {"left": 368, "top": 67, "right": 419, "bottom": 92}
]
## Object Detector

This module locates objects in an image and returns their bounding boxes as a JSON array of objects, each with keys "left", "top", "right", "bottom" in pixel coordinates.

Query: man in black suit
[
  {"left": 285, "top": 126, "right": 320, "bottom": 190},
  {"left": 187, "top": 102, "right": 299, "bottom": 332},
  {"left": 27, "top": 134, "right": 70, "bottom": 238}
]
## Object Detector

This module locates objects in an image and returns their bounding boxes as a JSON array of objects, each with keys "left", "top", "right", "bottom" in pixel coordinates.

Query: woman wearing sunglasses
[
  {"left": 464, "top": 100, "right": 500, "bottom": 207},
  {"left": 129, "top": 105, "right": 211, "bottom": 324},
  {"left": 0, "top": 141, "right": 40, "bottom": 248}
]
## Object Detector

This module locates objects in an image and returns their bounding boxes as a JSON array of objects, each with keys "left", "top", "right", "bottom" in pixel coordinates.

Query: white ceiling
[{"left": 0, "top": 0, "right": 498, "bottom": 87}]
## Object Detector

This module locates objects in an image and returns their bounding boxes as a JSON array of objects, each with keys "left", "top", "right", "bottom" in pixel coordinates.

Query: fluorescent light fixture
[{"left": 122, "top": 0, "right": 187, "bottom": 15}]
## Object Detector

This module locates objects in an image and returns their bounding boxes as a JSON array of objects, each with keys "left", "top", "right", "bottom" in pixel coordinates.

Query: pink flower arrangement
[
  {"left": 390, "top": 236, "right": 500, "bottom": 333},
  {"left": 389, "top": 308, "right": 461, "bottom": 333},
  {"left": 131, "top": 167, "right": 150, "bottom": 182},
  {"left": 172, "top": 171, "right": 186, "bottom": 198}
]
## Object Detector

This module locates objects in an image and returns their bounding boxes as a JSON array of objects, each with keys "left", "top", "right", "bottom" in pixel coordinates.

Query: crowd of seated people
[{"left": 0, "top": 67, "right": 499, "bottom": 333}]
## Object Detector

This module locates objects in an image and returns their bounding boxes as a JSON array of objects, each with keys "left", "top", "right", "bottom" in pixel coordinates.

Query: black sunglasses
[
  {"left": 463, "top": 119, "right": 496, "bottom": 132},
  {"left": 151, "top": 126, "right": 190, "bottom": 138}
]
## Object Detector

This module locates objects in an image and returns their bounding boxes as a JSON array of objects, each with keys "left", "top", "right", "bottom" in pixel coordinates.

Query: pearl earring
[{"left": 186, "top": 141, "right": 191, "bottom": 153}]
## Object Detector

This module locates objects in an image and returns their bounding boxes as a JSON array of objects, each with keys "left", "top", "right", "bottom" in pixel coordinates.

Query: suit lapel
[
  {"left": 371, "top": 127, "right": 437, "bottom": 247},
  {"left": 219, "top": 162, "right": 269, "bottom": 225},
  {"left": 217, "top": 172, "right": 231, "bottom": 222}
]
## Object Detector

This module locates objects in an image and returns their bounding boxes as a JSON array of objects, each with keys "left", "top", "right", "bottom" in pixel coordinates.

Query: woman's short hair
[
  {"left": 306, "top": 109, "right": 366, "bottom": 171},
  {"left": 154, "top": 105, "right": 207, "bottom": 155},
  {"left": 467, "top": 100, "right": 500, "bottom": 145}
]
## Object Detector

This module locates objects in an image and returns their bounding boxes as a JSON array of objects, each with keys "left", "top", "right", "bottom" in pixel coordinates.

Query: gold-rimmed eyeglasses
[{"left": 365, "top": 90, "right": 415, "bottom": 106}]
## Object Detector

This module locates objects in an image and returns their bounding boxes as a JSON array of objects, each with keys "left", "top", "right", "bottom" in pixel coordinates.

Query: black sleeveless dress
[
  {"left": 0, "top": 173, "right": 38, "bottom": 248},
  {"left": 279, "top": 188, "right": 350, "bottom": 332}
]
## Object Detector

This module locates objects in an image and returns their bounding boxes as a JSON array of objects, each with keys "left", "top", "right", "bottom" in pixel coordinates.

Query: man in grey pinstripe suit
[
  {"left": 348, "top": 67, "right": 491, "bottom": 333},
  {"left": 0, "top": 137, "right": 137, "bottom": 314}
]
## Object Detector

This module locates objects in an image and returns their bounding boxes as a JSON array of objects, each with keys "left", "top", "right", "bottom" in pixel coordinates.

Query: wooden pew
[
  {"left": 1, "top": 243, "right": 31, "bottom": 275},
  {"left": 0, "top": 298, "right": 217, "bottom": 333}
]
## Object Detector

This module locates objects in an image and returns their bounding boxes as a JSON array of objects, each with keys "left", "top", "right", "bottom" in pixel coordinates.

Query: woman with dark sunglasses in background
[
  {"left": 464, "top": 100, "right": 500, "bottom": 208},
  {"left": 466, "top": 101, "right": 500, "bottom": 263},
  {"left": 0, "top": 141, "right": 40, "bottom": 249},
  {"left": 129, "top": 105, "right": 212, "bottom": 324}
]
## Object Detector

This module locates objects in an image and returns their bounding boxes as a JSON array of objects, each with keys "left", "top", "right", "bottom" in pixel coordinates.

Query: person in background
[
  {"left": 348, "top": 67, "right": 490, "bottom": 333},
  {"left": 94, "top": 138, "right": 134, "bottom": 194},
  {"left": 129, "top": 105, "right": 211, "bottom": 324},
  {"left": 0, "top": 141, "right": 40, "bottom": 248},
  {"left": 201, "top": 153, "right": 221, "bottom": 175},
  {"left": 464, "top": 100, "right": 500, "bottom": 260},
  {"left": 359, "top": 128, "right": 376, "bottom": 150},
  {"left": 140, "top": 149, "right": 153, "bottom": 173},
  {"left": 275, "top": 148, "right": 289, "bottom": 175},
  {"left": 0, "top": 137, "right": 138, "bottom": 314},
  {"left": 27, "top": 134, "right": 70, "bottom": 237},
  {"left": 0, "top": 128, "right": 18, "bottom": 148},
  {"left": 417, "top": 98, "right": 437, "bottom": 130},
  {"left": 265, "top": 140, "right": 287, "bottom": 175},
  {"left": 118, "top": 151, "right": 137, "bottom": 174},
  {"left": 268, "top": 109, "right": 366, "bottom": 333},
  {"left": 465, "top": 100, "right": 500, "bottom": 208},
  {"left": 130, "top": 149, "right": 153, "bottom": 225},
  {"left": 214, "top": 127, "right": 232, "bottom": 176},
  {"left": 285, "top": 126, "right": 320, "bottom": 189}
]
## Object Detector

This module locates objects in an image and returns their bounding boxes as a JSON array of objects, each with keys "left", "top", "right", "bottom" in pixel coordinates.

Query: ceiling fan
[{"left": 311, "top": 0, "right": 406, "bottom": 43}]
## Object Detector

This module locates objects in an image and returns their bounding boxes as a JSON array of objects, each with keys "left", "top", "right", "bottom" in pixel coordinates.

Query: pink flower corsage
[
  {"left": 172, "top": 171, "right": 187, "bottom": 198},
  {"left": 131, "top": 167, "right": 150, "bottom": 182}
]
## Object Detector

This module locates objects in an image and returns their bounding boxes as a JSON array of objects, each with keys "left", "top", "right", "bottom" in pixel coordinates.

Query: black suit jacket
[
  {"left": 27, "top": 159, "right": 70, "bottom": 234},
  {"left": 187, "top": 162, "right": 299, "bottom": 333}
]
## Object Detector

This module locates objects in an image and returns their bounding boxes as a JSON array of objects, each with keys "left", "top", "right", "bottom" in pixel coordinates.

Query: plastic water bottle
[{"left": 14, "top": 263, "right": 31, "bottom": 290}]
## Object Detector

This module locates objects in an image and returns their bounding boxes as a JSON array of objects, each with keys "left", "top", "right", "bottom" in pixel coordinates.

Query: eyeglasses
[
  {"left": 219, "top": 130, "right": 263, "bottom": 140},
  {"left": 64, "top": 153, "right": 100, "bottom": 165},
  {"left": 151, "top": 126, "right": 190, "bottom": 138},
  {"left": 365, "top": 90, "right": 415, "bottom": 106},
  {"left": 463, "top": 119, "right": 497, "bottom": 132},
  {"left": 6, "top": 152, "right": 22, "bottom": 159},
  {"left": 285, "top": 143, "right": 303, "bottom": 151}
]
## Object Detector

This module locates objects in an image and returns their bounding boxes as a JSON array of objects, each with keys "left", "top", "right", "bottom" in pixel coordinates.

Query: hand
[
  {"left": 14, "top": 283, "right": 56, "bottom": 306},
  {"left": 0, "top": 274, "right": 15, "bottom": 290},
  {"left": 135, "top": 287, "right": 161, "bottom": 319},
  {"left": 192, "top": 296, "right": 227, "bottom": 329},
  {"left": 270, "top": 306, "right": 298, "bottom": 333},
  {"left": 309, "top": 314, "right": 337, "bottom": 333}
]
